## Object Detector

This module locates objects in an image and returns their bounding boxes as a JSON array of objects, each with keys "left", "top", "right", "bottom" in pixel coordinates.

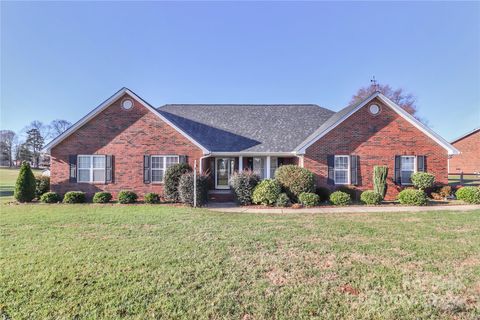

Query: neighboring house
[
  {"left": 448, "top": 127, "right": 480, "bottom": 174},
  {"left": 43, "top": 88, "right": 459, "bottom": 201}
]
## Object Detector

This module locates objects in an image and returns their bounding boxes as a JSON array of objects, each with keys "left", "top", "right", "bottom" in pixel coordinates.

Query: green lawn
[
  {"left": 1, "top": 204, "right": 479, "bottom": 319},
  {"left": 0, "top": 167, "right": 42, "bottom": 203}
]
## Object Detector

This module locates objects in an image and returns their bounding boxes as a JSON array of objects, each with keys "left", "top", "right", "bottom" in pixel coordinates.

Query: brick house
[
  {"left": 448, "top": 128, "right": 480, "bottom": 174},
  {"left": 44, "top": 87, "right": 459, "bottom": 201}
]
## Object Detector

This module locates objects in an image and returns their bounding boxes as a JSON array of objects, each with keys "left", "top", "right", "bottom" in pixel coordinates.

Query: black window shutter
[
  {"left": 106, "top": 155, "right": 113, "bottom": 183},
  {"left": 143, "top": 155, "right": 151, "bottom": 184},
  {"left": 394, "top": 155, "right": 401, "bottom": 184},
  {"left": 417, "top": 155, "right": 426, "bottom": 172},
  {"left": 179, "top": 155, "right": 187, "bottom": 164},
  {"left": 350, "top": 155, "right": 358, "bottom": 185},
  {"left": 327, "top": 155, "right": 335, "bottom": 185},
  {"left": 69, "top": 155, "right": 77, "bottom": 183}
]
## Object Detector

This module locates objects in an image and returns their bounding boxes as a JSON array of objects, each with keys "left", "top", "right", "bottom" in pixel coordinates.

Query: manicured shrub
[
  {"left": 315, "top": 186, "right": 331, "bottom": 202},
  {"left": 335, "top": 186, "right": 358, "bottom": 201},
  {"left": 298, "top": 192, "right": 320, "bottom": 207},
  {"left": 252, "top": 179, "right": 281, "bottom": 206},
  {"left": 373, "top": 166, "right": 388, "bottom": 199},
  {"left": 118, "top": 191, "right": 138, "bottom": 204},
  {"left": 14, "top": 161, "right": 36, "bottom": 202},
  {"left": 40, "top": 192, "right": 62, "bottom": 203},
  {"left": 178, "top": 172, "right": 209, "bottom": 206},
  {"left": 411, "top": 172, "right": 435, "bottom": 190},
  {"left": 144, "top": 192, "right": 161, "bottom": 204},
  {"left": 230, "top": 170, "right": 260, "bottom": 205},
  {"left": 274, "top": 165, "right": 315, "bottom": 202},
  {"left": 63, "top": 191, "right": 86, "bottom": 204},
  {"left": 455, "top": 186, "right": 480, "bottom": 204},
  {"left": 93, "top": 192, "right": 112, "bottom": 203},
  {"left": 360, "top": 190, "right": 382, "bottom": 205},
  {"left": 164, "top": 163, "right": 192, "bottom": 202},
  {"left": 35, "top": 175, "right": 50, "bottom": 199},
  {"left": 329, "top": 191, "right": 351, "bottom": 206},
  {"left": 397, "top": 189, "right": 428, "bottom": 206},
  {"left": 275, "top": 193, "right": 290, "bottom": 207}
]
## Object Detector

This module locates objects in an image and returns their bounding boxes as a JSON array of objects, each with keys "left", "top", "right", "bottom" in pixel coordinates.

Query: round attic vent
[
  {"left": 369, "top": 104, "right": 380, "bottom": 115},
  {"left": 122, "top": 99, "right": 133, "bottom": 110}
]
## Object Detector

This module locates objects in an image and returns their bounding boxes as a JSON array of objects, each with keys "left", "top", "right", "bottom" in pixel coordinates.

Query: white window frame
[
  {"left": 334, "top": 155, "right": 350, "bottom": 185},
  {"left": 77, "top": 155, "right": 106, "bottom": 183},
  {"left": 151, "top": 155, "right": 179, "bottom": 184},
  {"left": 400, "top": 155, "right": 417, "bottom": 186}
]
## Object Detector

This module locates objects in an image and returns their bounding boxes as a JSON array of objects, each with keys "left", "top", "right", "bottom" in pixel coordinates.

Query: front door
[{"left": 215, "top": 158, "right": 234, "bottom": 189}]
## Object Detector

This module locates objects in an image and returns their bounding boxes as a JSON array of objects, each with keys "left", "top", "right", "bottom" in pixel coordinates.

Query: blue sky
[{"left": 1, "top": 1, "right": 479, "bottom": 141}]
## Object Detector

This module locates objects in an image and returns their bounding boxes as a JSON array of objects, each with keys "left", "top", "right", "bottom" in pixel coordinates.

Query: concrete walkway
[{"left": 207, "top": 202, "right": 480, "bottom": 214}]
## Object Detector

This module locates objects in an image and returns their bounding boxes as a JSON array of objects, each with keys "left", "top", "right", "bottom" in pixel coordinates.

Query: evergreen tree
[
  {"left": 25, "top": 128, "right": 44, "bottom": 168},
  {"left": 14, "top": 161, "right": 36, "bottom": 202}
]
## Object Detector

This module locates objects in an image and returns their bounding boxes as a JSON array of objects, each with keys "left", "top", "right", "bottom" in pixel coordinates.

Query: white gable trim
[
  {"left": 42, "top": 88, "right": 210, "bottom": 154},
  {"left": 296, "top": 92, "right": 460, "bottom": 155}
]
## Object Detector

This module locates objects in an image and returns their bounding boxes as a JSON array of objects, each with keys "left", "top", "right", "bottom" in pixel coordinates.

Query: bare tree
[
  {"left": 0, "top": 130, "right": 16, "bottom": 167},
  {"left": 49, "top": 119, "right": 71, "bottom": 138}
]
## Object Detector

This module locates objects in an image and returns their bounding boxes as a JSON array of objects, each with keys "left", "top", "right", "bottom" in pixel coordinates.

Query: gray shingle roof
[{"left": 157, "top": 104, "right": 335, "bottom": 152}]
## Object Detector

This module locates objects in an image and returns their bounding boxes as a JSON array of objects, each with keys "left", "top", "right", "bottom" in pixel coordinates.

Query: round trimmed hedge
[
  {"left": 40, "top": 192, "right": 62, "bottom": 203},
  {"left": 455, "top": 186, "right": 480, "bottom": 204},
  {"left": 252, "top": 179, "right": 281, "bottom": 206},
  {"left": 274, "top": 165, "right": 315, "bottom": 202},
  {"left": 93, "top": 192, "right": 112, "bottom": 203},
  {"left": 397, "top": 189, "right": 427, "bottom": 206},
  {"left": 411, "top": 172, "right": 435, "bottom": 190},
  {"left": 118, "top": 191, "right": 138, "bottom": 204},
  {"left": 298, "top": 192, "right": 320, "bottom": 207},
  {"left": 329, "top": 191, "right": 351, "bottom": 206},
  {"left": 144, "top": 192, "right": 161, "bottom": 204},
  {"left": 63, "top": 191, "right": 86, "bottom": 204},
  {"left": 360, "top": 190, "right": 382, "bottom": 205},
  {"left": 35, "top": 175, "right": 50, "bottom": 199},
  {"left": 275, "top": 193, "right": 290, "bottom": 207}
]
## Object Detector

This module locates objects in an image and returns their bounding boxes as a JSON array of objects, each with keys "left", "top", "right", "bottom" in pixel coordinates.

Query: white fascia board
[
  {"left": 296, "top": 92, "right": 460, "bottom": 155},
  {"left": 42, "top": 88, "right": 210, "bottom": 154}
]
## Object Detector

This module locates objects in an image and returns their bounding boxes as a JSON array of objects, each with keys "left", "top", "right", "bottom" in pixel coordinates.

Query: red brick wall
[
  {"left": 449, "top": 130, "right": 480, "bottom": 174},
  {"left": 304, "top": 97, "right": 449, "bottom": 200},
  {"left": 50, "top": 94, "right": 204, "bottom": 199}
]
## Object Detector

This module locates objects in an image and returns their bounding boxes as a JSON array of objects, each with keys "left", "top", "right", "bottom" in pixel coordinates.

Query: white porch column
[
  {"left": 266, "top": 156, "right": 271, "bottom": 179},
  {"left": 239, "top": 156, "right": 243, "bottom": 171}
]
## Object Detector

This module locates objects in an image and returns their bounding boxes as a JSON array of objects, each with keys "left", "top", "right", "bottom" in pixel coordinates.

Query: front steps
[{"left": 208, "top": 190, "right": 234, "bottom": 202}]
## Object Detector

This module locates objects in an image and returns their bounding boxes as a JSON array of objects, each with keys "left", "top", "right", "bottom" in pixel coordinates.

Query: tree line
[{"left": 0, "top": 119, "right": 71, "bottom": 168}]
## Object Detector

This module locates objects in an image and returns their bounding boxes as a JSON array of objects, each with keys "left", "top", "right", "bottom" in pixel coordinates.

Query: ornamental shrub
[
  {"left": 329, "top": 191, "right": 351, "bottom": 206},
  {"left": 14, "top": 161, "right": 36, "bottom": 202},
  {"left": 315, "top": 186, "right": 331, "bottom": 202},
  {"left": 178, "top": 172, "right": 209, "bottom": 206},
  {"left": 40, "top": 192, "right": 62, "bottom": 203},
  {"left": 360, "top": 190, "right": 382, "bottom": 205},
  {"left": 411, "top": 172, "right": 435, "bottom": 190},
  {"left": 144, "top": 192, "right": 161, "bottom": 204},
  {"left": 35, "top": 175, "right": 50, "bottom": 199},
  {"left": 397, "top": 189, "right": 428, "bottom": 206},
  {"left": 93, "top": 192, "right": 112, "bottom": 203},
  {"left": 335, "top": 186, "right": 359, "bottom": 201},
  {"left": 373, "top": 166, "right": 388, "bottom": 199},
  {"left": 230, "top": 170, "right": 260, "bottom": 205},
  {"left": 164, "top": 163, "right": 192, "bottom": 202},
  {"left": 252, "top": 179, "right": 281, "bottom": 206},
  {"left": 455, "top": 186, "right": 480, "bottom": 204},
  {"left": 274, "top": 165, "right": 315, "bottom": 202},
  {"left": 298, "top": 192, "right": 320, "bottom": 207},
  {"left": 118, "top": 190, "right": 138, "bottom": 204},
  {"left": 275, "top": 193, "right": 290, "bottom": 207},
  {"left": 63, "top": 191, "right": 86, "bottom": 204}
]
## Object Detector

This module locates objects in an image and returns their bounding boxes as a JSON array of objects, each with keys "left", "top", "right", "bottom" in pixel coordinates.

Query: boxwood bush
[
  {"left": 298, "top": 192, "right": 320, "bottom": 207},
  {"left": 144, "top": 192, "right": 161, "bottom": 204},
  {"left": 455, "top": 186, "right": 480, "bottom": 204},
  {"left": 275, "top": 193, "right": 290, "bottom": 207},
  {"left": 118, "top": 191, "right": 138, "bottom": 204},
  {"left": 329, "top": 191, "right": 351, "bottom": 206},
  {"left": 93, "top": 192, "right": 112, "bottom": 203},
  {"left": 397, "top": 189, "right": 428, "bottom": 206},
  {"left": 230, "top": 170, "right": 260, "bottom": 205},
  {"left": 63, "top": 191, "right": 86, "bottom": 204},
  {"left": 274, "top": 165, "right": 315, "bottom": 202},
  {"left": 35, "top": 175, "right": 50, "bottom": 199},
  {"left": 252, "top": 179, "right": 281, "bottom": 206},
  {"left": 411, "top": 172, "right": 435, "bottom": 190},
  {"left": 14, "top": 161, "right": 36, "bottom": 202},
  {"left": 40, "top": 192, "right": 62, "bottom": 203},
  {"left": 360, "top": 190, "right": 382, "bottom": 205},
  {"left": 164, "top": 163, "right": 192, "bottom": 202},
  {"left": 178, "top": 172, "right": 209, "bottom": 206},
  {"left": 335, "top": 186, "right": 358, "bottom": 202}
]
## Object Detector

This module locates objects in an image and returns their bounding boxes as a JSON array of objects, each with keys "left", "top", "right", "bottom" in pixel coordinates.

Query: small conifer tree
[{"left": 14, "top": 161, "right": 36, "bottom": 202}]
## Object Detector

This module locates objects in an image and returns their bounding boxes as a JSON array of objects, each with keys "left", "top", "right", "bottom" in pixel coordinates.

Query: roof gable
[
  {"left": 451, "top": 127, "right": 480, "bottom": 144},
  {"left": 295, "top": 92, "right": 460, "bottom": 155}
]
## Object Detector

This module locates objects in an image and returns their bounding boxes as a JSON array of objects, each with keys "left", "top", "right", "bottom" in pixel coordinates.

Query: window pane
[
  {"left": 93, "top": 169, "right": 105, "bottom": 182},
  {"left": 166, "top": 156, "right": 178, "bottom": 169},
  {"left": 78, "top": 156, "right": 91, "bottom": 169},
  {"left": 401, "top": 171, "right": 413, "bottom": 184},
  {"left": 335, "top": 170, "right": 348, "bottom": 184},
  {"left": 401, "top": 156, "right": 415, "bottom": 170},
  {"left": 152, "top": 169, "right": 164, "bottom": 182},
  {"left": 151, "top": 157, "right": 163, "bottom": 169},
  {"left": 78, "top": 169, "right": 90, "bottom": 182},
  {"left": 93, "top": 156, "right": 105, "bottom": 169},
  {"left": 335, "top": 156, "right": 349, "bottom": 169}
]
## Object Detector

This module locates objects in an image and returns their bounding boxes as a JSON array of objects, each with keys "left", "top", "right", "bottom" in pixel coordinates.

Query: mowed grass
[
  {"left": 0, "top": 167, "right": 42, "bottom": 203},
  {"left": 1, "top": 204, "right": 479, "bottom": 319}
]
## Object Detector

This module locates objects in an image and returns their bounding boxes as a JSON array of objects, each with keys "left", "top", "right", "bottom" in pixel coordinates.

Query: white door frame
[{"left": 215, "top": 157, "right": 233, "bottom": 189}]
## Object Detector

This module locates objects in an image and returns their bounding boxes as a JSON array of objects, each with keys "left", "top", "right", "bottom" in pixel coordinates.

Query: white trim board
[
  {"left": 295, "top": 92, "right": 460, "bottom": 155},
  {"left": 42, "top": 87, "right": 210, "bottom": 154}
]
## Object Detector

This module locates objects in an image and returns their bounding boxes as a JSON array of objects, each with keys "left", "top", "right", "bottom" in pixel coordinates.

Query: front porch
[{"left": 201, "top": 154, "right": 299, "bottom": 191}]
